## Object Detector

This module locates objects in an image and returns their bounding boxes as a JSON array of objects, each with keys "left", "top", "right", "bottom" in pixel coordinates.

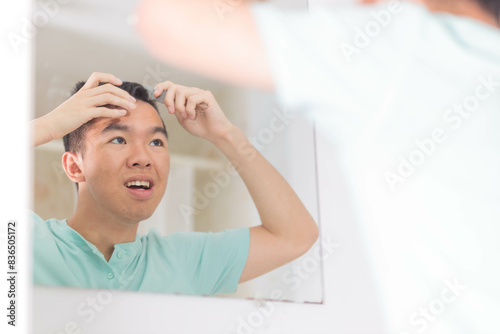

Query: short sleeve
[
  {"left": 31, "top": 211, "right": 71, "bottom": 286},
  {"left": 166, "top": 227, "right": 250, "bottom": 295}
]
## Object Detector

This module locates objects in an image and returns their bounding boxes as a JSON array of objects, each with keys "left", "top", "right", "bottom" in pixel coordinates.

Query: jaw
[{"left": 121, "top": 182, "right": 168, "bottom": 222}]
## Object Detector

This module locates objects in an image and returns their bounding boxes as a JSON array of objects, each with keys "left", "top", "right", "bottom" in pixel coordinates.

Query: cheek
[
  {"left": 83, "top": 153, "right": 125, "bottom": 183},
  {"left": 156, "top": 154, "right": 170, "bottom": 184},
  {"left": 161, "top": 158, "right": 170, "bottom": 175}
]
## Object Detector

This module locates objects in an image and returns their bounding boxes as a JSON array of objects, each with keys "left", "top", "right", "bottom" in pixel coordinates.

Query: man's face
[{"left": 77, "top": 101, "right": 169, "bottom": 223}]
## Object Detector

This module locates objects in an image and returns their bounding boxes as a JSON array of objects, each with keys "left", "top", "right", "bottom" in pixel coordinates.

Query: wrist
[
  {"left": 32, "top": 115, "right": 54, "bottom": 147},
  {"left": 40, "top": 114, "right": 58, "bottom": 141},
  {"left": 211, "top": 125, "right": 258, "bottom": 170},
  {"left": 211, "top": 125, "right": 245, "bottom": 149}
]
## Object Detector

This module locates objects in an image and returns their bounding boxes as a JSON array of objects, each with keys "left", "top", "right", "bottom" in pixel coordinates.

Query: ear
[{"left": 62, "top": 152, "right": 85, "bottom": 184}]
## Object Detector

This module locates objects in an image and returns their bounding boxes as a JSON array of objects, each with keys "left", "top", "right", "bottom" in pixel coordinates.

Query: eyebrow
[{"left": 101, "top": 123, "right": 168, "bottom": 139}]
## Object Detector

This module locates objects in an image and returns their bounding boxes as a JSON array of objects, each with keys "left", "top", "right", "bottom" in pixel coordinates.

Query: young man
[
  {"left": 134, "top": 0, "right": 500, "bottom": 332},
  {"left": 31, "top": 72, "right": 318, "bottom": 295}
]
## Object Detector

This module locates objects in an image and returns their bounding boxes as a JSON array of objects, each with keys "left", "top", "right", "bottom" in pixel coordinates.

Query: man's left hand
[{"left": 153, "top": 81, "right": 234, "bottom": 143}]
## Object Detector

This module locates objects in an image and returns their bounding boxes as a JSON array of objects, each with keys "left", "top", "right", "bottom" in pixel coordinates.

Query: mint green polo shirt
[{"left": 32, "top": 211, "right": 250, "bottom": 296}]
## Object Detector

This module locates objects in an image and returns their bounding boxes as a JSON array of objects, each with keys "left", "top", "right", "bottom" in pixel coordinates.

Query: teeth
[{"left": 126, "top": 181, "right": 150, "bottom": 188}]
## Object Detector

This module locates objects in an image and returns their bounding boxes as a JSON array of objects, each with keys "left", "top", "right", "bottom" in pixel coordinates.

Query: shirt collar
[{"left": 51, "top": 218, "right": 142, "bottom": 256}]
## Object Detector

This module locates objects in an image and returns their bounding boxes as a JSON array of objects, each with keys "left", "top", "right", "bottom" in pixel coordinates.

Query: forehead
[{"left": 88, "top": 101, "right": 165, "bottom": 136}]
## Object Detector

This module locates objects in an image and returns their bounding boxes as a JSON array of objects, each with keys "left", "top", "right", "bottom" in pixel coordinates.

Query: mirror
[{"left": 33, "top": 0, "right": 322, "bottom": 304}]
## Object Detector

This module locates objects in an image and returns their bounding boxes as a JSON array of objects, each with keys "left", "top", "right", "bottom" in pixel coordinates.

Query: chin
[
  {"left": 133, "top": 211, "right": 155, "bottom": 222},
  {"left": 120, "top": 206, "right": 156, "bottom": 223}
]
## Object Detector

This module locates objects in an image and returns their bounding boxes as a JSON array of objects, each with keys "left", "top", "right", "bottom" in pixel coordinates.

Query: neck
[
  {"left": 421, "top": 0, "right": 500, "bottom": 28},
  {"left": 67, "top": 194, "right": 139, "bottom": 262}
]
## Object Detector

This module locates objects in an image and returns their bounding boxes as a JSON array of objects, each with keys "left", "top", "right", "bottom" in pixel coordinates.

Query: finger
[
  {"left": 197, "top": 102, "right": 209, "bottom": 109},
  {"left": 164, "top": 86, "right": 176, "bottom": 114},
  {"left": 195, "top": 106, "right": 207, "bottom": 116},
  {"left": 186, "top": 94, "right": 209, "bottom": 119},
  {"left": 89, "top": 93, "right": 136, "bottom": 111},
  {"left": 187, "top": 93, "right": 210, "bottom": 115},
  {"left": 82, "top": 72, "right": 122, "bottom": 90},
  {"left": 174, "top": 93, "right": 187, "bottom": 119},
  {"left": 86, "top": 83, "right": 136, "bottom": 103},
  {"left": 195, "top": 102, "right": 208, "bottom": 115},
  {"left": 91, "top": 106, "right": 127, "bottom": 119},
  {"left": 185, "top": 97, "right": 198, "bottom": 120},
  {"left": 153, "top": 81, "right": 174, "bottom": 96},
  {"left": 173, "top": 109, "right": 184, "bottom": 124}
]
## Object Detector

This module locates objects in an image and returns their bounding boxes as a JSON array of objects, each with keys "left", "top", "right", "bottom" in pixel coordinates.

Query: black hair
[
  {"left": 62, "top": 80, "right": 167, "bottom": 191},
  {"left": 475, "top": 0, "right": 500, "bottom": 22},
  {"left": 63, "top": 81, "right": 167, "bottom": 156}
]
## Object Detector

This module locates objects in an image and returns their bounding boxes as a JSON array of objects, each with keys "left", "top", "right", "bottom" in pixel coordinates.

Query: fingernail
[
  {"left": 181, "top": 113, "right": 187, "bottom": 119},
  {"left": 116, "top": 78, "right": 123, "bottom": 84},
  {"left": 154, "top": 87, "right": 161, "bottom": 95},
  {"left": 189, "top": 115, "right": 195, "bottom": 120},
  {"left": 168, "top": 106, "right": 174, "bottom": 113},
  {"left": 129, "top": 102, "right": 136, "bottom": 109},
  {"left": 118, "top": 109, "right": 126, "bottom": 115},
  {"left": 128, "top": 96, "right": 136, "bottom": 102}
]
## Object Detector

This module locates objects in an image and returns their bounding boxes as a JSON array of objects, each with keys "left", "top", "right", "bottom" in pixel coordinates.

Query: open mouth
[{"left": 125, "top": 180, "right": 152, "bottom": 191}]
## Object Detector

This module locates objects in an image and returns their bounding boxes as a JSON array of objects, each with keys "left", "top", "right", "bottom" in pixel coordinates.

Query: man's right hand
[{"left": 32, "top": 72, "right": 137, "bottom": 147}]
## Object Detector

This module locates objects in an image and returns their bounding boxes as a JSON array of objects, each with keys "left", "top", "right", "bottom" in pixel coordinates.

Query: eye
[
  {"left": 150, "top": 139, "right": 164, "bottom": 147},
  {"left": 110, "top": 137, "right": 126, "bottom": 144}
]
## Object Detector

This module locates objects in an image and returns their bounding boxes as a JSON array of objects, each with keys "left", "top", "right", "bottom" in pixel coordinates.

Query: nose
[{"left": 126, "top": 144, "right": 152, "bottom": 169}]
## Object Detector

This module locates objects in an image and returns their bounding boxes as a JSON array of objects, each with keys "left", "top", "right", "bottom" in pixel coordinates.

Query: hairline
[{"left": 77, "top": 107, "right": 167, "bottom": 157}]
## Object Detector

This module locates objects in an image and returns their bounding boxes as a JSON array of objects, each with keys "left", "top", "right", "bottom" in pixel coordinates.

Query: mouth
[
  {"left": 124, "top": 178, "right": 155, "bottom": 199},
  {"left": 125, "top": 180, "right": 152, "bottom": 190}
]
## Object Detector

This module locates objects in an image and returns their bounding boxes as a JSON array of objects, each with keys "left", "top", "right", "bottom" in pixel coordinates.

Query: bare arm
[
  {"left": 31, "top": 72, "right": 136, "bottom": 147},
  {"left": 214, "top": 126, "right": 319, "bottom": 283},
  {"left": 153, "top": 81, "right": 319, "bottom": 283},
  {"left": 135, "top": 0, "right": 274, "bottom": 91}
]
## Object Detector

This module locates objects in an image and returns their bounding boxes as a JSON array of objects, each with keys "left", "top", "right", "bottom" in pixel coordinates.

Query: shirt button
[
  {"left": 107, "top": 272, "right": 114, "bottom": 279},
  {"left": 117, "top": 252, "right": 123, "bottom": 259}
]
